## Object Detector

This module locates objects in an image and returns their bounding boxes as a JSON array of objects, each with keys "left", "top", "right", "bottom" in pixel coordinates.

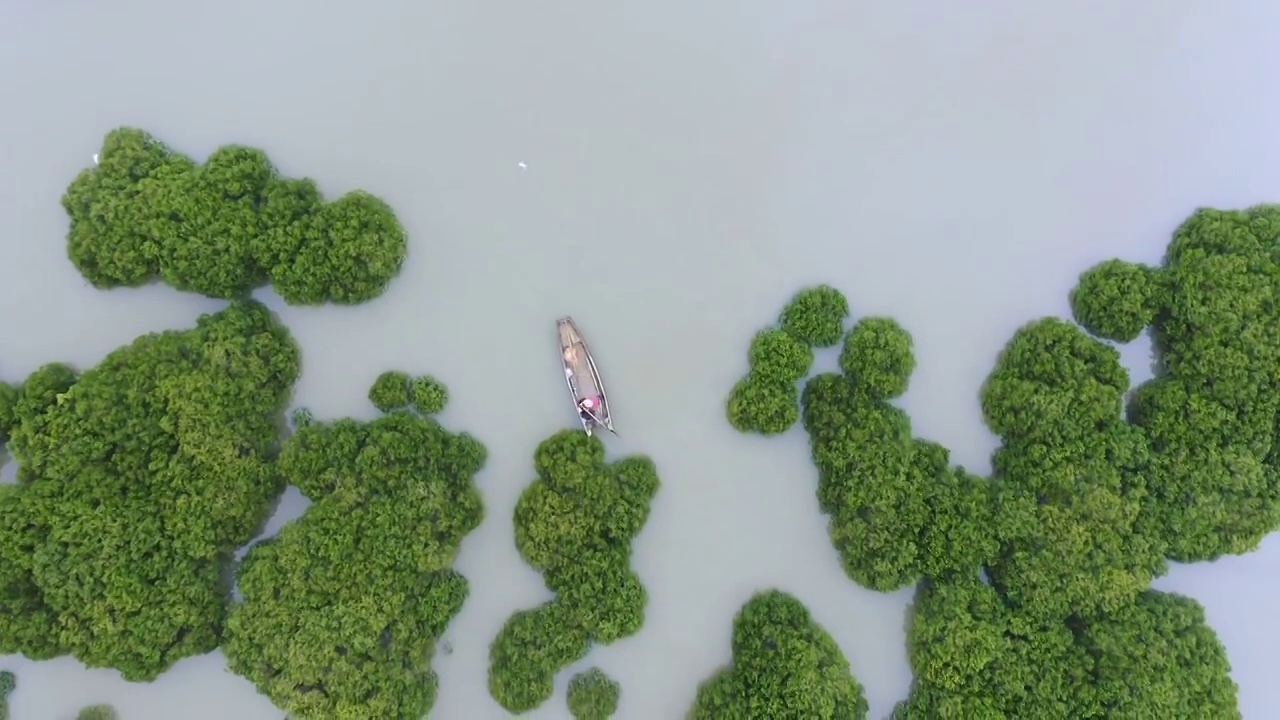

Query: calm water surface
[{"left": 2, "top": 1, "right": 1280, "bottom": 718}]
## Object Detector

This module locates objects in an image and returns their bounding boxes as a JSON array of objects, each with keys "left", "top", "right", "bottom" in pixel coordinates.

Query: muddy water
[{"left": 2, "top": 1, "right": 1280, "bottom": 718}]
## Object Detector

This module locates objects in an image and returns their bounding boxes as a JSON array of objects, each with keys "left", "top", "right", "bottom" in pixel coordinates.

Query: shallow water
[{"left": 2, "top": 1, "right": 1280, "bottom": 718}]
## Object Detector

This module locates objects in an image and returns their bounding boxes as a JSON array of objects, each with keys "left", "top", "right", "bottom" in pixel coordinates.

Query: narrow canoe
[{"left": 556, "top": 316, "right": 615, "bottom": 436}]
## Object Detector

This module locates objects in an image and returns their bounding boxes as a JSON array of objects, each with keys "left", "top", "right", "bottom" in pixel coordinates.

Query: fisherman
[{"left": 578, "top": 395, "right": 602, "bottom": 422}]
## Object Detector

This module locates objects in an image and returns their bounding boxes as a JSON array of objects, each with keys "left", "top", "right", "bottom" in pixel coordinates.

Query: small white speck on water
[
  {"left": 517, "top": 161, "right": 527, "bottom": 170},
  {"left": 92, "top": 153, "right": 99, "bottom": 165}
]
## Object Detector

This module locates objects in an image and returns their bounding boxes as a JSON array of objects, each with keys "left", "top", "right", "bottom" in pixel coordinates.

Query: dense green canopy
[
  {"left": 76, "top": 705, "right": 118, "bottom": 720},
  {"left": 0, "top": 301, "right": 298, "bottom": 680},
  {"left": 725, "top": 204, "right": 1276, "bottom": 715},
  {"left": 367, "top": 370, "right": 413, "bottom": 412},
  {"left": 488, "top": 431, "right": 660, "bottom": 713},
  {"left": 980, "top": 318, "right": 1165, "bottom": 620},
  {"left": 1069, "top": 258, "right": 1161, "bottom": 343},
  {"left": 63, "top": 127, "right": 408, "bottom": 305},
  {"left": 894, "top": 577, "right": 1239, "bottom": 719},
  {"left": 839, "top": 316, "right": 915, "bottom": 400},
  {"left": 801, "top": 318, "right": 997, "bottom": 591},
  {"left": 726, "top": 286, "right": 850, "bottom": 435},
  {"left": 0, "top": 670, "right": 10, "bottom": 720},
  {"left": 567, "top": 667, "right": 621, "bottom": 720},
  {"left": 778, "top": 284, "right": 850, "bottom": 347},
  {"left": 222, "top": 382, "right": 485, "bottom": 720},
  {"left": 689, "top": 590, "right": 868, "bottom": 719},
  {"left": 1115, "top": 206, "right": 1280, "bottom": 561}
]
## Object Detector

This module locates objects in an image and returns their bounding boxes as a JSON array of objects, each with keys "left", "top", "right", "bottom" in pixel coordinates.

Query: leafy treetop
[
  {"left": 63, "top": 127, "right": 408, "bottom": 305},
  {"left": 368, "top": 370, "right": 413, "bottom": 413},
  {"left": 367, "top": 370, "right": 450, "bottom": 416},
  {"left": 77, "top": 705, "right": 118, "bottom": 720},
  {"left": 1117, "top": 205, "right": 1280, "bottom": 561},
  {"left": 223, "top": 407, "right": 486, "bottom": 720},
  {"left": 801, "top": 317, "right": 998, "bottom": 590},
  {"left": 567, "top": 667, "right": 621, "bottom": 720},
  {"left": 0, "top": 670, "right": 12, "bottom": 698},
  {"left": 0, "top": 382, "right": 16, "bottom": 441},
  {"left": 839, "top": 316, "right": 916, "bottom": 400},
  {"left": 411, "top": 375, "right": 449, "bottom": 416},
  {"left": 980, "top": 318, "right": 1165, "bottom": 620},
  {"left": 689, "top": 590, "right": 868, "bottom": 720},
  {"left": 0, "top": 301, "right": 298, "bottom": 680},
  {"left": 1069, "top": 258, "right": 1161, "bottom": 343},
  {"left": 779, "top": 284, "right": 850, "bottom": 347},
  {"left": 894, "top": 576, "right": 1239, "bottom": 719},
  {"left": 488, "top": 430, "right": 660, "bottom": 714}
]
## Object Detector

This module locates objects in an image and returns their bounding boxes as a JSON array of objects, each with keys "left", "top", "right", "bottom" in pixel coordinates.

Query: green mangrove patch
[
  {"left": 0, "top": 669, "right": 12, "bottom": 720},
  {"left": 487, "top": 430, "right": 660, "bottom": 714},
  {"left": 64, "top": 127, "right": 408, "bottom": 305},
  {"left": 222, "top": 376, "right": 485, "bottom": 720},
  {"left": 77, "top": 705, "right": 118, "bottom": 720},
  {"left": 0, "top": 301, "right": 298, "bottom": 680},
  {"left": 567, "top": 667, "right": 621, "bottom": 720},
  {"left": 726, "top": 284, "right": 848, "bottom": 435},
  {"left": 1090, "top": 205, "right": 1280, "bottom": 562},
  {"left": 722, "top": 204, "right": 1277, "bottom": 716},
  {"left": 802, "top": 318, "right": 997, "bottom": 591},
  {"left": 894, "top": 577, "right": 1238, "bottom": 718},
  {"left": 689, "top": 590, "right": 868, "bottom": 720}
]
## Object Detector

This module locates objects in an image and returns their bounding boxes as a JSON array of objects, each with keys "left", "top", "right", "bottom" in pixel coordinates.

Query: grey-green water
[{"left": 2, "top": 1, "right": 1280, "bottom": 718}]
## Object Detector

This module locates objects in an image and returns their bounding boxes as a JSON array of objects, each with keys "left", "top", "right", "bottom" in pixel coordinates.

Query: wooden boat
[{"left": 557, "top": 316, "right": 616, "bottom": 437}]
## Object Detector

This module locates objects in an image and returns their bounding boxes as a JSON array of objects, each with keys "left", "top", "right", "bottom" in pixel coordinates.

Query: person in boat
[{"left": 578, "top": 395, "right": 603, "bottom": 423}]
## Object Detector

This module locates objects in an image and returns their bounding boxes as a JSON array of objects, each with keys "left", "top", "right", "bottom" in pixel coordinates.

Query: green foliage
[
  {"left": 223, "top": 410, "right": 486, "bottom": 719},
  {"left": 726, "top": 328, "right": 814, "bottom": 436},
  {"left": 0, "top": 301, "right": 298, "bottom": 679},
  {"left": 689, "top": 590, "right": 868, "bottom": 719},
  {"left": 63, "top": 127, "right": 407, "bottom": 305},
  {"left": 411, "top": 374, "right": 449, "bottom": 416},
  {"left": 839, "top": 316, "right": 915, "bottom": 400},
  {"left": 77, "top": 705, "right": 118, "bottom": 720},
  {"left": 778, "top": 284, "right": 850, "bottom": 347},
  {"left": 801, "top": 369, "right": 998, "bottom": 591},
  {"left": 895, "top": 577, "right": 1239, "bottom": 719},
  {"left": 726, "top": 377, "right": 800, "bottom": 436},
  {"left": 1070, "top": 258, "right": 1160, "bottom": 343},
  {"left": 289, "top": 407, "right": 315, "bottom": 430},
  {"left": 1128, "top": 205, "right": 1280, "bottom": 561},
  {"left": 567, "top": 667, "right": 620, "bottom": 720},
  {"left": 980, "top": 318, "right": 1165, "bottom": 619},
  {"left": 488, "top": 430, "right": 660, "bottom": 713},
  {"left": 0, "top": 382, "right": 17, "bottom": 440},
  {"left": 0, "top": 670, "right": 9, "bottom": 720},
  {"left": 748, "top": 328, "right": 814, "bottom": 383},
  {"left": 367, "top": 370, "right": 412, "bottom": 412}
]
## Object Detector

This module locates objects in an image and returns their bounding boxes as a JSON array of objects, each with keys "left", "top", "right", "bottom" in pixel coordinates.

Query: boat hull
[{"left": 557, "top": 316, "right": 614, "bottom": 436}]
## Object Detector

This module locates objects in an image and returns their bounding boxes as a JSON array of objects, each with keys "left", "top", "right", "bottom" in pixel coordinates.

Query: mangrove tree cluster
[
  {"left": 222, "top": 376, "right": 485, "bottom": 719},
  {"left": 0, "top": 301, "right": 299, "bottom": 680},
  {"left": 688, "top": 590, "right": 868, "bottom": 719},
  {"left": 567, "top": 667, "right": 621, "bottom": 720},
  {"left": 721, "top": 203, "right": 1278, "bottom": 716},
  {"left": 726, "top": 284, "right": 848, "bottom": 435},
  {"left": 0, "top": 670, "right": 12, "bottom": 720},
  {"left": 1078, "top": 205, "right": 1280, "bottom": 562},
  {"left": 488, "top": 430, "right": 660, "bottom": 714},
  {"left": 63, "top": 127, "right": 408, "bottom": 305},
  {"left": 77, "top": 705, "right": 118, "bottom": 720},
  {"left": 367, "top": 369, "right": 449, "bottom": 415}
]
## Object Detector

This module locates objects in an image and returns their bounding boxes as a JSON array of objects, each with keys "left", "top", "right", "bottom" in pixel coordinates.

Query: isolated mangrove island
[
  {"left": 63, "top": 127, "right": 408, "bottom": 305},
  {"left": 1, "top": 125, "right": 1276, "bottom": 719},
  {"left": 487, "top": 431, "right": 660, "bottom": 714},
  {"left": 721, "top": 204, "right": 1279, "bottom": 718}
]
